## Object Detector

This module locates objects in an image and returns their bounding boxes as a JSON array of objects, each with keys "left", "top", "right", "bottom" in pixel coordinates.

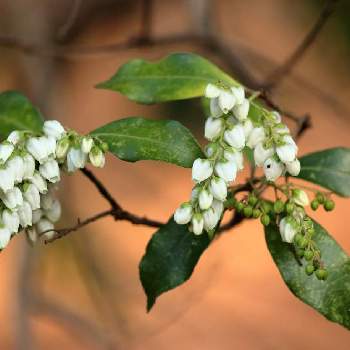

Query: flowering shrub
[{"left": 1, "top": 53, "right": 350, "bottom": 330}]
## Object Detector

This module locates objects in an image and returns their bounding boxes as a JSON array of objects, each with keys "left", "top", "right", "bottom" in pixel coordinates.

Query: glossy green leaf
[
  {"left": 91, "top": 117, "right": 203, "bottom": 167},
  {"left": 298, "top": 147, "right": 350, "bottom": 197},
  {"left": 139, "top": 218, "right": 210, "bottom": 311},
  {"left": 96, "top": 53, "right": 236, "bottom": 104},
  {"left": 0, "top": 91, "right": 44, "bottom": 139},
  {"left": 265, "top": 220, "right": 350, "bottom": 330}
]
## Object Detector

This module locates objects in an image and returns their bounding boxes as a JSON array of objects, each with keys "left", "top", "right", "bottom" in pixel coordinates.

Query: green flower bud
[
  {"left": 260, "top": 214, "right": 270, "bottom": 226},
  {"left": 292, "top": 189, "right": 309, "bottom": 207},
  {"left": 100, "top": 142, "right": 109, "bottom": 152},
  {"left": 304, "top": 250, "right": 314, "bottom": 261},
  {"left": 285, "top": 202, "right": 294, "bottom": 214},
  {"left": 252, "top": 208, "right": 261, "bottom": 219},
  {"left": 248, "top": 195, "right": 258, "bottom": 206},
  {"left": 293, "top": 233, "right": 303, "bottom": 245},
  {"left": 297, "top": 237, "right": 308, "bottom": 249},
  {"left": 243, "top": 206, "right": 253, "bottom": 218},
  {"left": 315, "top": 269, "right": 328, "bottom": 280},
  {"left": 311, "top": 200, "right": 319, "bottom": 211},
  {"left": 306, "top": 228, "right": 315, "bottom": 237},
  {"left": 295, "top": 248, "right": 304, "bottom": 258},
  {"left": 273, "top": 199, "right": 285, "bottom": 214},
  {"left": 305, "top": 264, "right": 314, "bottom": 275},
  {"left": 316, "top": 192, "right": 325, "bottom": 204},
  {"left": 324, "top": 200, "right": 335, "bottom": 212},
  {"left": 235, "top": 201, "right": 244, "bottom": 213},
  {"left": 261, "top": 201, "right": 272, "bottom": 214}
]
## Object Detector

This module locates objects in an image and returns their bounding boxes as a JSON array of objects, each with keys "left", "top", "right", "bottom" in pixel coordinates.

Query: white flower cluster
[
  {"left": 174, "top": 82, "right": 301, "bottom": 236},
  {"left": 0, "top": 120, "right": 106, "bottom": 249}
]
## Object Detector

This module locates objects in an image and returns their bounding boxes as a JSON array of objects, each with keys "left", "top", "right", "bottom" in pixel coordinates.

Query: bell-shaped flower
[
  {"left": 215, "top": 160, "right": 237, "bottom": 183},
  {"left": 0, "top": 143, "right": 14, "bottom": 163},
  {"left": 204, "top": 143, "right": 219, "bottom": 158},
  {"left": 224, "top": 149, "right": 243, "bottom": 170},
  {"left": 243, "top": 118, "right": 253, "bottom": 138},
  {"left": 0, "top": 187, "right": 23, "bottom": 210},
  {"left": 212, "top": 199, "right": 224, "bottom": 218},
  {"left": 40, "top": 159, "right": 60, "bottom": 183},
  {"left": 41, "top": 192, "right": 55, "bottom": 210},
  {"left": 18, "top": 201, "right": 33, "bottom": 228},
  {"left": 26, "top": 136, "right": 55, "bottom": 163},
  {"left": 191, "top": 213, "right": 204, "bottom": 235},
  {"left": 174, "top": 202, "right": 193, "bottom": 225},
  {"left": 233, "top": 99, "right": 249, "bottom": 121},
  {"left": 30, "top": 171, "right": 48, "bottom": 194},
  {"left": 276, "top": 142, "right": 297, "bottom": 163},
  {"left": 0, "top": 227, "right": 11, "bottom": 249},
  {"left": 192, "top": 158, "right": 213, "bottom": 183},
  {"left": 224, "top": 124, "right": 245, "bottom": 150},
  {"left": 205, "top": 117, "right": 223, "bottom": 141},
  {"left": 23, "top": 154, "right": 35, "bottom": 180},
  {"left": 7, "top": 131, "right": 22, "bottom": 145},
  {"left": 205, "top": 83, "right": 221, "bottom": 98},
  {"left": 0, "top": 167, "right": 15, "bottom": 192},
  {"left": 82, "top": 137, "right": 94, "bottom": 153},
  {"left": 23, "top": 184, "right": 40, "bottom": 210},
  {"left": 36, "top": 218, "right": 55, "bottom": 240},
  {"left": 231, "top": 86, "right": 245, "bottom": 105},
  {"left": 286, "top": 159, "right": 300, "bottom": 176},
  {"left": 292, "top": 189, "right": 309, "bottom": 207},
  {"left": 279, "top": 217, "right": 297, "bottom": 243},
  {"left": 2, "top": 210, "right": 20, "bottom": 234},
  {"left": 210, "top": 177, "right": 227, "bottom": 201},
  {"left": 45, "top": 199, "right": 61, "bottom": 223},
  {"left": 218, "top": 90, "right": 235, "bottom": 113},
  {"left": 263, "top": 158, "right": 284, "bottom": 182},
  {"left": 7, "top": 156, "right": 25, "bottom": 184},
  {"left": 199, "top": 189, "right": 213, "bottom": 210},
  {"left": 210, "top": 98, "right": 223, "bottom": 118},
  {"left": 254, "top": 142, "right": 274, "bottom": 167},
  {"left": 89, "top": 147, "right": 105, "bottom": 168},
  {"left": 203, "top": 207, "right": 219, "bottom": 231},
  {"left": 43, "top": 120, "right": 65, "bottom": 140},
  {"left": 32, "top": 209, "right": 43, "bottom": 224},
  {"left": 67, "top": 147, "right": 87, "bottom": 172},
  {"left": 247, "top": 127, "right": 265, "bottom": 149},
  {"left": 56, "top": 138, "right": 70, "bottom": 159}
]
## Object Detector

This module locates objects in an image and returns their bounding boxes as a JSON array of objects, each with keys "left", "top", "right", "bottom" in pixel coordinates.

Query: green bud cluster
[{"left": 311, "top": 192, "right": 335, "bottom": 212}]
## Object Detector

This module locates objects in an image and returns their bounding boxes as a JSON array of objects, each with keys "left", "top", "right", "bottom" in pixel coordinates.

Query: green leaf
[
  {"left": 0, "top": 91, "right": 44, "bottom": 139},
  {"left": 96, "top": 52, "right": 236, "bottom": 104},
  {"left": 265, "top": 220, "right": 350, "bottom": 330},
  {"left": 139, "top": 218, "right": 210, "bottom": 311},
  {"left": 91, "top": 117, "right": 204, "bottom": 167},
  {"left": 298, "top": 147, "right": 350, "bottom": 197}
]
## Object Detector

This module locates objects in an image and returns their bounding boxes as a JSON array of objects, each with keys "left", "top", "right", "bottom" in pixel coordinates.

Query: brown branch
[{"left": 263, "top": 0, "right": 339, "bottom": 90}]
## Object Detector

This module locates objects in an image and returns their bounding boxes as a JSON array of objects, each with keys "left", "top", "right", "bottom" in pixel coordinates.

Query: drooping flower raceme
[{"left": 0, "top": 120, "right": 108, "bottom": 250}]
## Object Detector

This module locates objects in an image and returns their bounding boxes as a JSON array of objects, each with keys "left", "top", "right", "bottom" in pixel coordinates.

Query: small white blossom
[
  {"left": 32, "top": 209, "right": 43, "bottom": 224},
  {"left": 218, "top": 90, "right": 235, "bottom": 113},
  {"left": 232, "top": 99, "right": 249, "bottom": 121},
  {"left": 203, "top": 207, "right": 219, "bottom": 231},
  {"left": 254, "top": 143, "right": 274, "bottom": 167},
  {"left": 204, "top": 117, "right": 223, "bottom": 141},
  {"left": 199, "top": 189, "right": 213, "bottom": 210},
  {"left": 2, "top": 210, "right": 20, "bottom": 234},
  {"left": 7, "top": 131, "right": 22, "bottom": 145},
  {"left": 56, "top": 138, "right": 70, "bottom": 159},
  {"left": 18, "top": 201, "right": 33, "bottom": 227},
  {"left": 89, "top": 147, "right": 105, "bottom": 168},
  {"left": 286, "top": 159, "right": 300, "bottom": 176},
  {"left": 212, "top": 199, "right": 224, "bottom": 218},
  {"left": 224, "top": 149, "right": 244, "bottom": 170},
  {"left": 246, "top": 127, "right": 265, "bottom": 149},
  {"left": 41, "top": 192, "right": 55, "bottom": 210},
  {"left": 26, "top": 136, "right": 55, "bottom": 163},
  {"left": 192, "top": 158, "right": 213, "bottom": 183},
  {"left": 292, "top": 189, "right": 309, "bottom": 207},
  {"left": 82, "top": 137, "right": 94, "bottom": 153},
  {"left": 7, "top": 156, "right": 25, "bottom": 184},
  {"left": 23, "top": 154, "right": 35, "bottom": 180},
  {"left": 0, "top": 227, "right": 11, "bottom": 249},
  {"left": 205, "top": 83, "right": 221, "bottom": 98},
  {"left": 0, "top": 143, "right": 14, "bottom": 163},
  {"left": 192, "top": 213, "right": 204, "bottom": 235},
  {"left": 0, "top": 167, "right": 15, "bottom": 192},
  {"left": 43, "top": 120, "right": 65, "bottom": 140},
  {"left": 271, "top": 112, "right": 282, "bottom": 123},
  {"left": 30, "top": 171, "right": 48, "bottom": 194},
  {"left": 215, "top": 160, "right": 237, "bottom": 183},
  {"left": 36, "top": 218, "right": 55, "bottom": 239},
  {"left": 263, "top": 158, "right": 284, "bottom": 182},
  {"left": 40, "top": 159, "right": 60, "bottom": 183},
  {"left": 23, "top": 184, "right": 40, "bottom": 210},
  {"left": 276, "top": 143, "right": 297, "bottom": 163},
  {"left": 210, "top": 177, "right": 227, "bottom": 201},
  {"left": 210, "top": 98, "right": 222, "bottom": 118},
  {"left": 243, "top": 119, "right": 253, "bottom": 138},
  {"left": 279, "top": 217, "right": 297, "bottom": 243},
  {"left": 174, "top": 203, "right": 193, "bottom": 225},
  {"left": 45, "top": 199, "right": 61, "bottom": 223},
  {"left": 191, "top": 187, "right": 200, "bottom": 203},
  {"left": 67, "top": 147, "right": 87, "bottom": 172},
  {"left": 0, "top": 187, "right": 23, "bottom": 210},
  {"left": 231, "top": 86, "right": 245, "bottom": 105},
  {"left": 224, "top": 124, "right": 245, "bottom": 150}
]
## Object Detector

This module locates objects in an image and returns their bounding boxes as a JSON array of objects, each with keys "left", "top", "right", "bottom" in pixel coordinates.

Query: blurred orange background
[{"left": 0, "top": 0, "right": 350, "bottom": 349}]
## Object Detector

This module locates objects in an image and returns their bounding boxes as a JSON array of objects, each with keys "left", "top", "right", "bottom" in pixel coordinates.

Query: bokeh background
[{"left": 0, "top": 0, "right": 350, "bottom": 349}]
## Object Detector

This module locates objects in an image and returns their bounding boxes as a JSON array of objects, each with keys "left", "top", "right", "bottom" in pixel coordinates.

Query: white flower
[
  {"left": 174, "top": 202, "right": 192, "bottom": 224},
  {"left": 89, "top": 147, "right": 105, "bottom": 168},
  {"left": 210, "top": 98, "right": 222, "bottom": 118},
  {"left": 279, "top": 217, "right": 297, "bottom": 243},
  {"left": 7, "top": 131, "right": 22, "bottom": 145},
  {"left": 218, "top": 90, "right": 235, "bottom": 113},
  {"left": 56, "top": 138, "right": 70, "bottom": 159},
  {"left": 0, "top": 187, "right": 23, "bottom": 210},
  {"left": 192, "top": 158, "right": 213, "bottom": 183},
  {"left": 286, "top": 159, "right": 300, "bottom": 176},
  {"left": 204, "top": 117, "right": 223, "bottom": 141},
  {"left": 242, "top": 118, "right": 253, "bottom": 138},
  {"left": 23, "top": 184, "right": 40, "bottom": 210},
  {"left": 210, "top": 177, "right": 227, "bottom": 201},
  {"left": 23, "top": 154, "right": 35, "bottom": 180},
  {"left": 18, "top": 201, "right": 33, "bottom": 227},
  {"left": 36, "top": 218, "right": 55, "bottom": 239},
  {"left": 263, "top": 158, "right": 284, "bottom": 182},
  {"left": 191, "top": 187, "right": 200, "bottom": 203},
  {"left": 30, "top": 171, "right": 48, "bottom": 194},
  {"left": 40, "top": 159, "right": 60, "bottom": 183},
  {"left": 199, "top": 189, "right": 213, "bottom": 210},
  {"left": 7, "top": 156, "right": 25, "bottom": 183},
  {"left": 276, "top": 143, "right": 297, "bottom": 163},
  {"left": 0, "top": 167, "right": 15, "bottom": 192},
  {"left": 0, "top": 227, "right": 11, "bottom": 249},
  {"left": 246, "top": 127, "right": 265, "bottom": 149},
  {"left": 233, "top": 99, "right": 249, "bottom": 121},
  {"left": 215, "top": 160, "right": 237, "bottom": 183},
  {"left": 224, "top": 149, "right": 244, "bottom": 170},
  {"left": 32, "top": 209, "right": 43, "bottom": 224},
  {"left": 2, "top": 210, "right": 20, "bottom": 234},
  {"left": 43, "top": 120, "right": 65, "bottom": 140},
  {"left": 81, "top": 137, "right": 94, "bottom": 153},
  {"left": 45, "top": 199, "right": 61, "bottom": 223},
  {"left": 0, "top": 143, "right": 14, "bottom": 163},
  {"left": 212, "top": 199, "right": 224, "bottom": 218},
  {"left": 192, "top": 213, "right": 204, "bottom": 235},
  {"left": 203, "top": 207, "right": 219, "bottom": 231},
  {"left": 271, "top": 112, "right": 282, "bottom": 123},
  {"left": 224, "top": 124, "right": 245, "bottom": 150},
  {"left": 26, "top": 136, "right": 56, "bottom": 163},
  {"left": 205, "top": 83, "right": 221, "bottom": 98},
  {"left": 254, "top": 143, "right": 274, "bottom": 167},
  {"left": 67, "top": 148, "right": 87, "bottom": 172},
  {"left": 41, "top": 192, "right": 54, "bottom": 210},
  {"left": 231, "top": 86, "right": 245, "bottom": 105},
  {"left": 292, "top": 189, "right": 309, "bottom": 207}
]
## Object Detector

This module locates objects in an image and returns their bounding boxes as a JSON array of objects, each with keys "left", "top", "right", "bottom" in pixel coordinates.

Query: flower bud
[
  {"left": 41, "top": 192, "right": 55, "bottom": 210},
  {"left": 56, "top": 138, "right": 70, "bottom": 159},
  {"left": 67, "top": 147, "right": 87, "bottom": 172},
  {"left": 204, "top": 117, "right": 223, "bottom": 141},
  {"left": 0, "top": 187, "right": 23, "bottom": 210},
  {"left": 192, "top": 213, "right": 204, "bottom": 235},
  {"left": 203, "top": 207, "right": 219, "bottom": 231},
  {"left": 36, "top": 218, "right": 55, "bottom": 240},
  {"left": 210, "top": 177, "right": 227, "bottom": 201},
  {"left": 192, "top": 158, "right": 213, "bottom": 183},
  {"left": 204, "top": 142, "right": 219, "bottom": 158},
  {"left": 23, "top": 184, "right": 40, "bottom": 210},
  {"left": 246, "top": 127, "right": 265, "bottom": 149},
  {"left": 271, "top": 112, "right": 282, "bottom": 123},
  {"left": 224, "top": 149, "right": 243, "bottom": 170},
  {"left": 279, "top": 217, "right": 297, "bottom": 243},
  {"left": 0, "top": 167, "right": 15, "bottom": 192},
  {"left": 89, "top": 146, "right": 105, "bottom": 168},
  {"left": 212, "top": 199, "right": 224, "bottom": 218},
  {"left": 224, "top": 124, "right": 245, "bottom": 150},
  {"left": 0, "top": 227, "right": 11, "bottom": 249},
  {"left": 30, "top": 171, "right": 48, "bottom": 194},
  {"left": 40, "top": 159, "right": 60, "bottom": 183},
  {"left": 276, "top": 143, "right": 297, "bottom": 163},
  {"left": 23, "top": 154, "right": 35, "bottom": 180},
  {"left": 2, "top": 210, "right": 20, "bottom": 234},
  {"left": 7, "top": 156, "right": 25, "bottom": 183},
  {"left": 292, "top": 189, "right": 309, "bottom": 207},
  {"left": 232, "top": 99, "right": 249, "bottom": 121},
  {"left": 7, "top": 131, "right": 22, "bottom": 145},
  {"left": 215, "top": 160, "right": 237, "bottom": 183},
  {"left": 199, "top": 189, "right": 213, "bottom": 210},
  {"left": 43, "top": 120, "right": 65, "bottom": 140},
  {"left": 26, "top": 136, "right": 56, "bottom": 163},
  {"left": 254, "top": 142, "right": 274, "bottom": 167},
  {"left": 81, "top": 137, "right": 94, "bottom": 153},
  {"left": 243, "top": 119, "right": 253, "bottom": 138},
  {"left": 18, "top": 201, "right": 33, "bottom": 227},
  {"left": 285, "top": 159, "right": 300, "bottom": 176},
  {"left": 0, "top": 143, "right": 14, "bottom": 163},
  {"left": 205, "top": 83, "right": 221, "bottom": 98},
  {"left": 174, "top": 202, "right": 193, "bottom": 225},
  {"left": 263, "top": 158, "right": 284, "bottom": 181},
  {"left": 210, "top": 98, "right": 222, "bottom": 118},
  {"left": 32, "top": 209, "right": 43, "bottom": 224},
  {"left": 231, "top": 86, "right": 245, "bottom": 105},
  {"left": 45, "top": 199, "right": 61, "bottom": 223}
]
